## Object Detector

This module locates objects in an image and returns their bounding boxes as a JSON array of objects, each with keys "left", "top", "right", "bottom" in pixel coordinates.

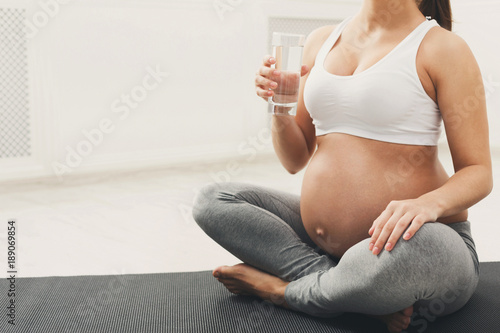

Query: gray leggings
[{"left": 192, "top": 181, "right": 479, "bottom": 318}]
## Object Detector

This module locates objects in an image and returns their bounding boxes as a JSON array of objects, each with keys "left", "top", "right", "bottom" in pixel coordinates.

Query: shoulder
[
  {"left": 422, "top": 25, "right": 472, "bottom": 55},
  {"left": 302, "top": 25, "right": 337, "bottom": 66},
  {"left": 420, "top": 26, "right": 478, "bottom": 78},
  {"left": 306, "top": 25, "right": 336, "bottom": 44}
]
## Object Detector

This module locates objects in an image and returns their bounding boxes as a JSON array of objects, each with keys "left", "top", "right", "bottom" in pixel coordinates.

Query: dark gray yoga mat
[{"left": 1, "top": 262, "right": 499, "bottom": 333}]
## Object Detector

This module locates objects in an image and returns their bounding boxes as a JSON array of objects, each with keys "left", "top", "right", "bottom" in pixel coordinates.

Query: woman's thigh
[{"left": 193, "top": 181, "right": 313, "bottom": 244}]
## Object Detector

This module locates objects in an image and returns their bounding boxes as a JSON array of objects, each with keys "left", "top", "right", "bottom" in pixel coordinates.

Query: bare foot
[
  {"left": 371, "top": 305, "right": 413, "bottom": 333},
  {"left": 213, "top": 263, "right": 289, "bottom": 307},
  {"left": 214, "top": 263, "right": 413, "bottom": 332}
]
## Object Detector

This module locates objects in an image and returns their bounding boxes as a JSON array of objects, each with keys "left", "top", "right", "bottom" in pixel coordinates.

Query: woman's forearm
[
  {"left": 271, "top": 115, "right": 313, "bottom": 174},
  {"left": 419, "top": 164, "right": 493, "bottom": 221},
  {"left": 369, "top": 163, "right": 492, "bottom": 255}
]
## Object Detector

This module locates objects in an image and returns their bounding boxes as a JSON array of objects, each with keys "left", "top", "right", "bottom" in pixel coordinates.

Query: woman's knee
[
  {"left": 191, "top": 182, "right": 243, "bottom": 234},
  {"left": 192, "top": 182, "right": 223, "bottom": 231},
  {"left": 393, "top": 223, "right": 478, "bottom": 308},
  {"left": 410, "top": 223, "right": 478, "bottom": 312},
  {"left": 413, "top": 275, "right": 477, "bottom": 320}
]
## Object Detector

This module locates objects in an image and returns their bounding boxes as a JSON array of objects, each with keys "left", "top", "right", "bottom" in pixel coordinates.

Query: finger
[
  {"left": 368, "top": 220, "right": 377, "bottom": 236},
  {"left": 263, "top": 55, "right": 276, "bottom": 66},
  {"left": 255, "top": 75, "right": 278, "bottom": 91},
  {"left": 300, "top": 64, "right": 309, "bottom": 77},
  {"left": 402, "top": 215, "right": 428, "bottom": 241},
  {"left": 259, "top": 66, "right": 281, "bottom": 78},
  {"left": 368, "top": 209, "right": 392, "bottom": 248},
  {"left": 371, "top": 213, "right": 403, "bottom": 255},
  {"left": 369, "top": 200, "right": 401, "bottom": 243},
  {"left": 384, "top": 212, "right": 414, "bottom": 252},
  {"left": 370, "top": 209, "right": 391, "bottom": 235},
  {"left": 256, "top": 87, "right": 273, "bottom": 99}
]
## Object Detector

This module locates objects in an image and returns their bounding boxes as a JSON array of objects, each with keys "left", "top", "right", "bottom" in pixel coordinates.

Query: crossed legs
[{"left": 192, "top": 182, "right": 478, "bottom": 332}]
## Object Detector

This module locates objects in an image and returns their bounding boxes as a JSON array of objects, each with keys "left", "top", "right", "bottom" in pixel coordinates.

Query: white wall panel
[{"left": 47, "top": 2, "right": 257, "bottom": 177}]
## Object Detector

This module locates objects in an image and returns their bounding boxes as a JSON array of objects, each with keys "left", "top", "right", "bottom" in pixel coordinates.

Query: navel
[{"left": 316, "top": 228, "right": 325, "bottom": 237}]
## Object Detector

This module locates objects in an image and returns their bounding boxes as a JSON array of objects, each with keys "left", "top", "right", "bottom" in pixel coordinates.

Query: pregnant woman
[{"left": 192, "top": 0, "right": 492, "bottom": 332}]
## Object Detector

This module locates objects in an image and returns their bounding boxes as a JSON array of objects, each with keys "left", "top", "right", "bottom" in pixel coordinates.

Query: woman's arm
[
  {"left": 256, "top": 26, "right": 334, "bottom": 174},
  {"left": 417, "top": 31, "right": 493, "bottom": 217},
  {"left": 368, "top": 28, "right": 493, "bottom": 255}
]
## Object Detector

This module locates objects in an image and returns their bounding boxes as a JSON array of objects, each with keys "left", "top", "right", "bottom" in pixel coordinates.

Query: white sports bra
[{"left": 303, "top": 17, "right": 442, "bottom": 146}]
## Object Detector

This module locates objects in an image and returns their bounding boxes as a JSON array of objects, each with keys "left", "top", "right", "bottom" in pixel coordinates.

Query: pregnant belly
[{"left": 300, "top": 134, "right": 463, "bottom": 258}]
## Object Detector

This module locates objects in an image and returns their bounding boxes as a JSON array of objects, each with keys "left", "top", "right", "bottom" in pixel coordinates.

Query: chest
[{"left": 323, "top": 35, "right": 436, "bottom": 102}]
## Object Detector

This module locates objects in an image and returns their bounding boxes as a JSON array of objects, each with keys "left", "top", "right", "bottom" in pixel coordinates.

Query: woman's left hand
[{"left": 368, "top": 198, "right": 441, "bottom": 255}]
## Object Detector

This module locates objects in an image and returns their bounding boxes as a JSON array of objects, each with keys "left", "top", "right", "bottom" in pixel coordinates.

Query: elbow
[
  {"left": 479, "top": 166, "right": 494, "bottom": 199},
  {"left": 276, "top": 147, "right": 313, "bottom": 175},
  {"left": 284, "top": 159, "right": 308, "bottom": 175},
  {"left": 485, "top": 174, "right": 494, "bottom": 197},
  {"left": 485, "top": 163, "right": 494, "bottom": 196},
  {"left": 285, "top": 165, "right": 303, "bottom": 175},
  {"left": 285, "top": 152, "right": 313, "bottom": 174},
  {"left": 287, "top": 168, "right": 301, "bottom": 175}
]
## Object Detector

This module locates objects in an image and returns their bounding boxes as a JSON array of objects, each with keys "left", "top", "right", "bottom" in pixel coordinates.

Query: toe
[
  {"left": 393, "top": 313, "right": 411, "bottom": 329},
  {"left": 387, "top": 323, "right": 402, "bottom": 333},
  {"left": 401, "top": 316, "right": 411, "bottom": 329},
  {"left": 227, "top": 287, "right": 242, "bottom": 294},
  {"left": 213, "top": 266, "right": 229, "bottom": 279},
  {"left": 391, "top": 321, "right": 405, "bottom": 332},
  {"left": 402, "top": 305, "right": 414, "bottom": 317}
]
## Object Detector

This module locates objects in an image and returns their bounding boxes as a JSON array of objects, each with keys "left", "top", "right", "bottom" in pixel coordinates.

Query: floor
[{"left": 1, "top": 151, "right": 499, "bottom": 278}]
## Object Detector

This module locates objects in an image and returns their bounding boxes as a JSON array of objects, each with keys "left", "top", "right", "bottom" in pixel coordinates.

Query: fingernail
[
  {"left": 274, "top": 70, "right": 281, "bottom": 76},
  {"left": 373, "top": 247, "right": 379, "bottom": 255},
  {"left": 271, "top": 82, "right": 277, "bottom": 88},
  {"left": 385, "top": 243, "right": 392, "bottom": 251},
  {"left": 369, "top": 243, "right": 374, "bottom": 251},
  {"left": 404, "top": 232, "right": 411, "bottom": 240}
]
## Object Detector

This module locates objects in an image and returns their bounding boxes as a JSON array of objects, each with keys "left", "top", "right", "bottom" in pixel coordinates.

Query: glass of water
[{"left": 268, "top": 32, "right": 306, "bottom": 116}]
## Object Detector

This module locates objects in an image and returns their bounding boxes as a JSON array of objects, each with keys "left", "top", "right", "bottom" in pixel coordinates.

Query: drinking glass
[{"left": 267, "top": 32, "right": 306, "bottom": 116}]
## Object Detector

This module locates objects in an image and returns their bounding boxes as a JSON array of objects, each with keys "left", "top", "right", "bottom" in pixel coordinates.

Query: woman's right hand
[{"left": 255, "top": 55, "right": 309, "bottom": 102}]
